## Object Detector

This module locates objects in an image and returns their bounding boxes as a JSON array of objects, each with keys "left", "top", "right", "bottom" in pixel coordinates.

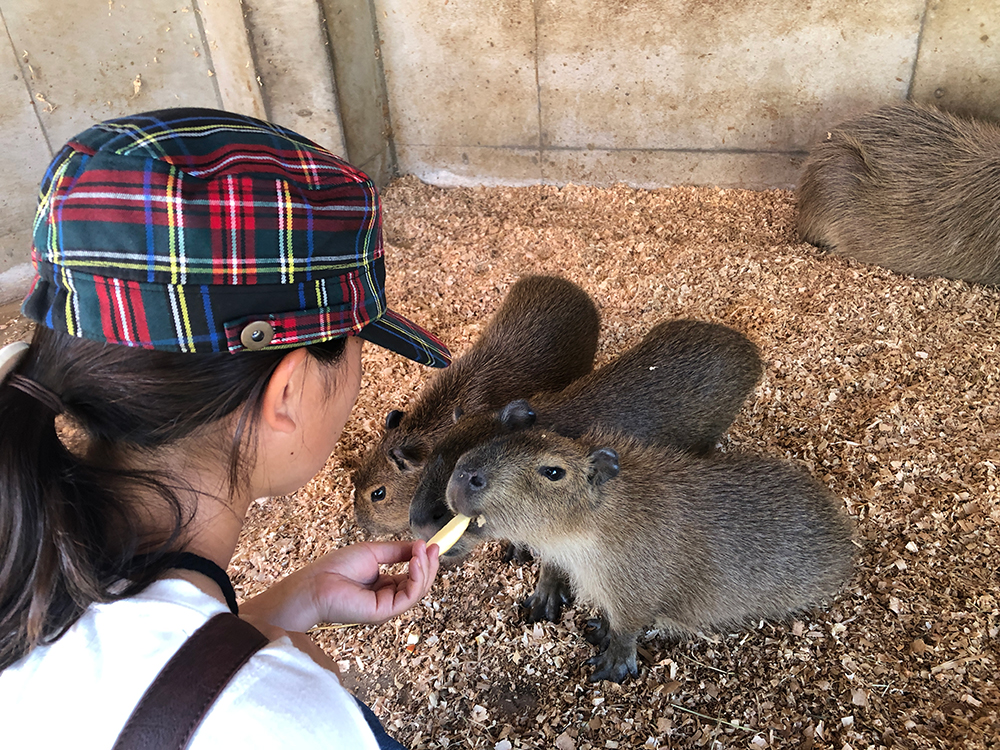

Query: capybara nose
[
  {"left": 455, "top": 468, "right": 486, "bottom": 492},
  {"left": 446, "top": 463, "right": 489, "bottom": 518}
]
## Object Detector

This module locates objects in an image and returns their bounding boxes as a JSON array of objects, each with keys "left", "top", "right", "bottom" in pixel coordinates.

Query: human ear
[{"left": 260, "top": 347, "right": 310, "bottom": 435}]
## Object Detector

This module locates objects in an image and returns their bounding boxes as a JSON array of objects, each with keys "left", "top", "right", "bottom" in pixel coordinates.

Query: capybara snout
[
  {"left": 444, "top": 468, "right": 479, "bottom": 519},
  {"left": 445, "top": 466, "right": 486, "bottom": 516}
]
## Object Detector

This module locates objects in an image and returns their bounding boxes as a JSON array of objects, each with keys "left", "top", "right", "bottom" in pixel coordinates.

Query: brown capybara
[
  {"left": 409, "top": 319, "right": 763, "bottom": 621},
  {"left": 797, "top": 101, "right": 1000, "bottom": 285},
  {"left": 352, "top": 275, "right": 599, "bottom": 535},
  {"left": 447, "top": 427, "right": 856, "bottom": 683}
]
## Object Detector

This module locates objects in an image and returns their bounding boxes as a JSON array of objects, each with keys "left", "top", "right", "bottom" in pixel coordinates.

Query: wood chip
[{"left": 4, "top": 179, "right": 998, "bottom": 747}]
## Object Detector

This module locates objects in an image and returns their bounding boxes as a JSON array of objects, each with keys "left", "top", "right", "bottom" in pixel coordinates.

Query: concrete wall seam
[{"left": 194, "top": 0, "right": 267, "bottom": 119}]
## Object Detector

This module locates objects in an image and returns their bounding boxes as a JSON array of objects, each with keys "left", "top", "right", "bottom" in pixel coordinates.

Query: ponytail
[
  {"left": 0, "top": 376, "right": 186, "bottom": 669},
  {"left": 0, "top": 327, "right": 346, "bottom": 669},
  {"left": 1, "top": 385, "right": 98, "bottom": 665}
]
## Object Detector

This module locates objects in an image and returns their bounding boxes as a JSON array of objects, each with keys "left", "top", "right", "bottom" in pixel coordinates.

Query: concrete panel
[
  {"left": 543, "top": 148, "right": 804, "bottom": 190},
  {"left": 5, "top": 0, "right": 220, "bottom": 151},
  {"left": 374, "top": 0, "right": 539, "bottom": 148},
  {"left": 197, "top": 0, "right": 267, "bottom": 119},
  {"left": 0, "top": 16, "right": 51, "bottom": 285},
  {"left": 395, "top": 144, "right": 543, "bottom": 186},
  {"left": 910, "top": 0, "right": 1000, "bottom": 121},
  {"left": 537, "top": 0, "right": 924, "bottom": 152},
  {"left": 0, "top": 265, "right": 37, "bottom": 306},
  {"left": 243, "top": 0, "right": 346, "bottom": 154},
  {"left": 321, "top": 0, "right": 394, "bottom": 186},
  {"left": 356, "top": 144, "right": 394, "bottom": 190}
]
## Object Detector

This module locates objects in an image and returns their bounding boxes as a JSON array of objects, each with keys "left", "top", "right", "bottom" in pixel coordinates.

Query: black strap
[
  {"left": 167, "top": 552, "right": 240, "bottom": 615},
  {"left": 112, "top": 613, "right": 269, "bottom": 750}
]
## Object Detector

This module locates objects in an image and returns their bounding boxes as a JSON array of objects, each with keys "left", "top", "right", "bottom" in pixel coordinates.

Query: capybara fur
[
  {"left": 447, "top": 427, "right": 856, "bottom": 683},
  {"left": 409, "top": 319, "right": 762, "bottom": 621},
  {"left": 410, "top": 318, "right": 762, "bottom": 544},
  {"left": 797, "top": 101, "right": 1000, "bottom": 285},
  {"left": 352, "top": 275, "right": 599, "bottom": 535}
]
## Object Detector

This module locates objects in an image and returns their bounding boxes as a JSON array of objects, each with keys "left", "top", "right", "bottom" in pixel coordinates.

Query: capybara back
[{"left": 797, "top": 101, "right": 1000, "bottom": 285}]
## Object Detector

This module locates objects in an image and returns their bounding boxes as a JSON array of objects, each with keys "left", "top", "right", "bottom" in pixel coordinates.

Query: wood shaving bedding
[{"left": 3, "top": 178, "right": 996, "bottom": 748}]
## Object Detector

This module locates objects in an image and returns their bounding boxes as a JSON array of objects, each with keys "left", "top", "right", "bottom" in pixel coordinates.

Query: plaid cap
[{"left": 21, "top": 107, "right": 451, "bottom": 366}]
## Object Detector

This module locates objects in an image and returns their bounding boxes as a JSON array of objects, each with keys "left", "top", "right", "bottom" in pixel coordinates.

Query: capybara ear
[
  {"left": 385, "top": 409, "right": 404, "bottom": 430},
  {"left": 499, "top": 399, "right": 537, "bottom": 431},
  {"left": 587, "top": 448, "right": 620, "bottom": 486},
  {"left": 452, "top": 405, "right": 464, "bottom": 423},
  {"left": 389, "top": 441, "right": 426, "bottom": 472}
]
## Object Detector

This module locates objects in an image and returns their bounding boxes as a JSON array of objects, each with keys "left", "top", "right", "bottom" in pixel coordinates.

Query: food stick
[{"left": 427, "top": 514, "right": 472, "bottom": 554}]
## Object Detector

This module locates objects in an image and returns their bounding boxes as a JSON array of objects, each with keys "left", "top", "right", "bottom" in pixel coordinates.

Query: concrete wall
[
  {"left": 379, "top": 0, "right": 998, "bottom": 187},
  {"left": 2, "top": 0, "right": 998, "bottom": 301}
]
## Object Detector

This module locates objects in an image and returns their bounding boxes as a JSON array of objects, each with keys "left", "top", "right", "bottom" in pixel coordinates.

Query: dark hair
[{"left": 0, "top": 326, "right": 347, "bottom": 669}]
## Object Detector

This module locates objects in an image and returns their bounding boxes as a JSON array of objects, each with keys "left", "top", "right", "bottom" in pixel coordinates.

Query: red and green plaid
[{"left": 22, "top": 108, "right": 450, "bottom": 366}]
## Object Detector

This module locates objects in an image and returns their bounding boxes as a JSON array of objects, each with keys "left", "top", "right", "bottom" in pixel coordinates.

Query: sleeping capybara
[
  {"left": 797, "top": 101, "right": 1000, "bottom": 285},
  {"left": 352, "top": 275, "right": 599, "bottom": 535},
  {"left": 409, "top": 319, "right": 763, "bottom": 621},
  {"left": 447, "top": 427, "right": 855, "bottom": 683}
]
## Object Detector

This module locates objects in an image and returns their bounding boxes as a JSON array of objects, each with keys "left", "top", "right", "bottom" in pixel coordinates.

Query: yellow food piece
[{"left": 427, "top": 514, "right": 472, "bottom": 554}]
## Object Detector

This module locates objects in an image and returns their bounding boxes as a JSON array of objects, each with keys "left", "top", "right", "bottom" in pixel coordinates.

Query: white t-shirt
[{"left": 0, "top": 578, "right": 379, "bottom": 749}]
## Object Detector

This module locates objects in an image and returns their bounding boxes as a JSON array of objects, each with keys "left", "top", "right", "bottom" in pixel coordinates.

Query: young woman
[{"left": 0, "top": 108, "right": 449, "bottom": 748}]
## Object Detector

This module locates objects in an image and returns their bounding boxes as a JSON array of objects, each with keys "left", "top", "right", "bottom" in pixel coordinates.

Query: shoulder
[
  {"left": 0, "top": 579, "right": 379, "bottom": 750},
  {"left": 193, "top": 635, "right": 379, "bottom": 749},
  {"left": 0, "top": 578, "right": 231, "bottom": 748}
]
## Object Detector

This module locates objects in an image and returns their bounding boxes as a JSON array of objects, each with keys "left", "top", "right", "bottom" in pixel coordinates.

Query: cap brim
[{"left": 359, "top": 309, "right": 451, "bottom": 368}]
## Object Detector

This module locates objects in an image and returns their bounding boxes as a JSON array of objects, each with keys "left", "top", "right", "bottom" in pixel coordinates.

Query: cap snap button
[{"left": 240, "top": 321, "right": 274, "bottom": 350}]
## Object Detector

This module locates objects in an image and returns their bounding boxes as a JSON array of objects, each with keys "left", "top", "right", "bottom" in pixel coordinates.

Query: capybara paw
[
  {"left": 521, "top": 580, "right": 573, "bottom": 623},
  {"left": 502, "top": 542, "right": 534, "bottom": 565},
  {"left": 586, "top": 651, "right": 638, "bottom": 683},
  {"left": 583, "top": 618, "right": 610, "bottom": 649}
]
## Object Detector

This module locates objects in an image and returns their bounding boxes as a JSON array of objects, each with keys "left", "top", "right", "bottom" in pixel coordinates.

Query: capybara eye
[
  {"left": 371, "top": 486, "right": 386, "bottom": 503},
  {"left": 540, "top": 466, "right": 566, "bottom": 481}
]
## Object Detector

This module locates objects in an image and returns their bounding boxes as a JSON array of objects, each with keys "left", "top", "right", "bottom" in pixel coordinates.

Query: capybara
[
  {"left": 409, "top": 319, "right": 763, "bottom": 621},
  {"left": 797, "top": 101, "right": 1000, "bottom": 285},
  {"left": 447, "top": 427, "right": 856, "bottom": 683},
  {"left": 353, "top": 275, "right": 599, "bottom": 535}
]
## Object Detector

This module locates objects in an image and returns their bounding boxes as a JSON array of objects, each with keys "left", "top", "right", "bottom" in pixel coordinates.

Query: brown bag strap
[{"left": 112, "top": 613, "right": 269, "bottom": 750}]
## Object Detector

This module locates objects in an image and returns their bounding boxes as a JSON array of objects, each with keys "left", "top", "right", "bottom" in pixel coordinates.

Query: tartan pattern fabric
[{"left": 22, "top": 108, "right": 450, "bottom": 366}]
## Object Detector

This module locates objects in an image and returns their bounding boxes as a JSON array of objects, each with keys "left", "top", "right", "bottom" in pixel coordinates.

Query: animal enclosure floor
[{"left": 3, "top": 178, "right": 997, "bottom": 748}]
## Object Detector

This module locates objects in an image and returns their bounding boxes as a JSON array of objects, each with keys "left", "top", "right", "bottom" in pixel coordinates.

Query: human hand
[
  {"left": 240, "top": 540, "right": 440, "bottom": 633},
  {"left": 306, "top": 539, "right": 441, "bottom": 627}
]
